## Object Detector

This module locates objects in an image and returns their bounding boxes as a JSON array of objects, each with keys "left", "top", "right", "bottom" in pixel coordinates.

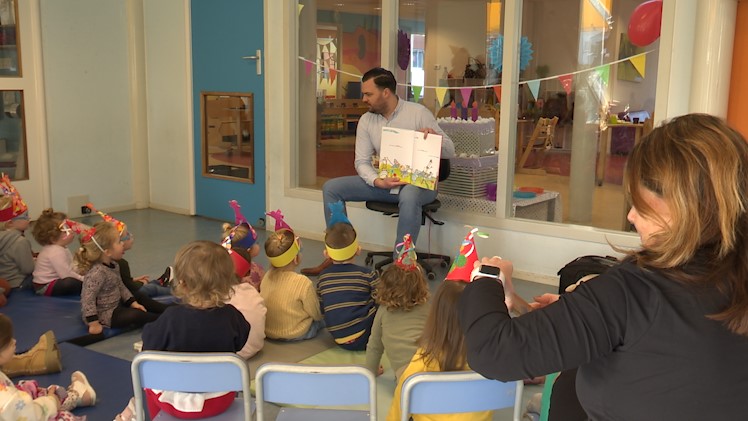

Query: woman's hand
[
  {"left": 88, "top": 321, "right": 103, "bottom": 335},
  {"left": 130, "top": 301, "right": 146, "bottom": 312},
  {"left": 477, "top": 256, "right": 516, "bottom": 311},
  {"left": 133, "top": 275, "right": 149, "bottom": 284},
  {"left": 529, "top": 293, "right": 561, "bottom": 310}
]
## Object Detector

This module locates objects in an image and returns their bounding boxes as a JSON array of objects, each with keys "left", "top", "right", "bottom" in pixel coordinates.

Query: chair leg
[{"left": 416, "top": 253, "right": 452, "bottom": 280}]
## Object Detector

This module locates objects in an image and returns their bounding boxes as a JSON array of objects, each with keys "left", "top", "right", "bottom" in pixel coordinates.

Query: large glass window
[
  {"left": 0, "top": 90, "right": 27, "bottom": 180},
  {"left": 294, "top": 0, "right": 659, "bottom": 233},
  {"left": 297, "top": 0, "right": 382, "bottom": 190},
  {"left": 512, "top": 0, "right": 658, "bottom": 231}
]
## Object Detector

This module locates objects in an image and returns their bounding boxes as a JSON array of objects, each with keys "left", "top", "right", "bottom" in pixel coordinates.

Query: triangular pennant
[
  {"left": 297, "top": 4, "right": 304, "bottom": 16},
  {"left": 412, "top": 86, "right": 422, "bottom": 102},
  {"left": 558, "top": 74, "right": 573, "bottom": 95},
  {"left": 630, "top": 55, "right": 646, "bottom": 78},
  {"left": 493, "top": 85, "right": 502, "bottom": 103},
  {"left": 595, "top": 64, "right": 610, "bottom": 85},
  {"left": 304, "top": 61, "right": 313, "bottom": 77},
  {"left": 527, "top": 80, "right": 540, "bottom": 101},
  {"left": 435, "top": 87, "right": 448, "bottom": 107},
  {"left": 329, "top": 68, "right": 337, "bottom": 84},
  {"left": 459, "top": 87, "right": 473, "bottom": 108}
]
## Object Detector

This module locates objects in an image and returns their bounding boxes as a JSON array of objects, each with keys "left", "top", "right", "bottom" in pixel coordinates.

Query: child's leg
[
  {"left": 133, "top": 290, "right": 170, "bottom": 313},
  {"left": 138, "top": 282, "right": 172, "bottom": 298},
  {"left": 49, "top": 278, "right": 83, "bottom": 296},
  {"left": 110, "top": 305, "right": 160, "bottom": 328},
  {"left": 292, "top": 319, "right": 325, "bottom": 341},
  {"left": 1, "top": 330, "right": 61, "bottom": 378}
]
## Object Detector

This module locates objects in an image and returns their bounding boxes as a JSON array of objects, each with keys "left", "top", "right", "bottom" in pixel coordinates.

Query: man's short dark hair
[{"left": 362, "top": 67, "right": 397, "bottom": 93}]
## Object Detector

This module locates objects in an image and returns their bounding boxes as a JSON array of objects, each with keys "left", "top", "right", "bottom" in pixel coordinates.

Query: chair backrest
[
  {"left": 528, "top": 116, "right": 558, "bottom": 148},
  {"left": 400, "top": 371, "right": 524, "bottom": 421},
  {"left": 255, "top": 362, "right": 377, "bottom": 421},
  {"left": 131, "top": 351, "right": 252, "bottom": 421}
]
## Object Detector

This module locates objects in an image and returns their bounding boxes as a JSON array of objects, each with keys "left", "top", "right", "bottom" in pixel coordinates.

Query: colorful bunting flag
[
  {"left": 527, "top": 80, "right": 540, "bottom": 101},
  {"left": 630, "top": 55, "right": 646, "bottom": 78},
  {"left": 304, "top": 60, "right": 313, "bottom": 77},
  {"left": 595, "top": 65, "right": 610, "bottom": 85},
  {"left": 329, "top": 68, "right": 337, "bottom": 84},
  {"left": 558, "top": 74, "right": 573, "bottom": 95},
  {"left": 459, "top": 87, "right": 473, "bottom": 108},
  {"left": 493, "top": 85, "right": 502, "bottom": 103},
  {"left": 435, "top": 87, "right": 449, "bottom": 107},
  {"left": 412, "top": 86, "right": 422, "bottom": 102}
]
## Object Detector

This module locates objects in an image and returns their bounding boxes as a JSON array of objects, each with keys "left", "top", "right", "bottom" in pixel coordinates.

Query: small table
[{"left": 596, "top": 122, "right": 644, "bottom": 186}]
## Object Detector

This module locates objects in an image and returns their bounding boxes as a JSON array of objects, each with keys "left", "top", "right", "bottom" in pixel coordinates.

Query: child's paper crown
[
  {"left": 445, "top": 228, "right": 485, "bottom": 282},
  {"left": 85, "top": 203, "right": 127, "bottom": 238},
  {"left": 0, "top": 174, "right": 28, "bottom": 222},
  {"left": 265, "top": 209, "right": 299, "bottom": 267},
  {"left": 61, "top": 219, "right": 97, "bottom": 243},
  {"left": 394, "top": 234, "right": 419, "bottom": 271},
  {"left": 228, "top": 200, "right": 258, "bottom": 249},
  {"left": 325, "top": 201, "right": 359, "bottom": 262},
  {"left": 220, "top": 236, "right": 251, "bottom": 278},
  {"left": 266, "top": 209, "right": 293, "bottom": 231}
]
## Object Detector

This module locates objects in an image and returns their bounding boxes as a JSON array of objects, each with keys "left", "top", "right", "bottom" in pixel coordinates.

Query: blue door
[{"left": 191, "top": 0, "right": 265, "bottom": 225}]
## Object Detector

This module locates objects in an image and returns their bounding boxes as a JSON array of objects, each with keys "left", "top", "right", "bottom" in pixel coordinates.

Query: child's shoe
[
  {"left": 1, "top": 330, "right": 62, "bottom": 377},
  {"left": 69, "top": 371, "right": 96, "bottom": 407},
  {"left": 157, "top": 266, "right": 174, "bottom": 287}
]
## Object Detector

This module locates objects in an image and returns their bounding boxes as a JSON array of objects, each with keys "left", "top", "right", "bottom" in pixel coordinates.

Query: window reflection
[{"left": 0, "top": 90, "right": 27, "bottom": 180}]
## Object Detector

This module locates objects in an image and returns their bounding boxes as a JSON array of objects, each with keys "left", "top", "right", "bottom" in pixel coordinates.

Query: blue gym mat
[
  {"left": 2, "top": 287, "right": 125, "bottom": 352},
  {"left": 22, "top": 342, "right": 133, "bottom": 420}
]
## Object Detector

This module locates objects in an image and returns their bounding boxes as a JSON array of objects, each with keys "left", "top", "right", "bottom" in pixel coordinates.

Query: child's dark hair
[
  {"left": 73, "top": 222, "right": 120, "bottom": 274},
  {"left": 325, "top": 223, "right": 356, "bottom": 249},
  {"left": 418, "top": 281, "right": 467, "bottom": 372},
  {"left": 32, "top": 208, "right": 68, "bottom": 245},
  {"left": 172, "top": 241, "right": 237, "bottom": 308},
  {"left": 264, "top": 229, "right": 296, "bottom": 265},
  {"left": 0, "top": 314, "right": 13, "bottom": 350},
  {"left": 373, "top": 265, "right": 429, "bottom": 311}
]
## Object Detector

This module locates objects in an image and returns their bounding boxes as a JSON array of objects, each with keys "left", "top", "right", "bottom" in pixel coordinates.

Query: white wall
[
  {"left": 143, "top": 0, "right": 193, "bottom": 214},
  {"left": 40, "top": 0, "right": 134, "bottom": 211}
]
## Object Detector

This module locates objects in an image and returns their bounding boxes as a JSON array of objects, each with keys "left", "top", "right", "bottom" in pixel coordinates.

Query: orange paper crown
[
  {"left": 0, "top": 174, "right": 28, "bottom": 222},
  {"left": 85, "top": 203, "right": 127, "bottom": 237},
  {"left": 445, "top": 228, "right": 482, "bottom": 282},
  {"left": 61, "top": 219, "right": 97, "bottom": 243},
  {"left": 394, "top": 234, "right": 419, "bottom": 271}
]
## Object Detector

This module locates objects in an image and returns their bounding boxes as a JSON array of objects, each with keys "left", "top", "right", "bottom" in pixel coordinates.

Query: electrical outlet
[{"left": 67, "top": 195, "right": 90, "bottom": 218}]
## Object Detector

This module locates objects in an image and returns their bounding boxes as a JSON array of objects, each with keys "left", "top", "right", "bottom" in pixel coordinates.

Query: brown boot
[
  {"left": 1, "top": 330, "right": 62, "bottom": 378},
  {"left": 300, "top": 257, "right": 333, "bottom": 276}
]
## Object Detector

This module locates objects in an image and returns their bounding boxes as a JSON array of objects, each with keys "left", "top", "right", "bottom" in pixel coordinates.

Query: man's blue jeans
[{"left": 322, "top": 175, "right": 438, "bottom": 251}]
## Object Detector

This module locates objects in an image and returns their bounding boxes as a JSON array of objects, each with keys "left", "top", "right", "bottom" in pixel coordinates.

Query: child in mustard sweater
[{"left": 260, "top": 210, "right": 323, "bottom": 340}]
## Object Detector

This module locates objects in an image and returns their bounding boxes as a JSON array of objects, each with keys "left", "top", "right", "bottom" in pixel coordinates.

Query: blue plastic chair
[
  {"left": 130, "top": 351, "right": 253, "bottom": 421},
  {"left": 399, "top": 370, "right": 524, "bottom": 421},
  {"left": 254, "top": 362, "right": 377, "bottom": 421}
]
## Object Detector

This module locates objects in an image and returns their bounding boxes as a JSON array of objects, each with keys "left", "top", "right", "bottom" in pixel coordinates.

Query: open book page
[{"left": 379, "top": 127, "right": 442, "bottom": 190}]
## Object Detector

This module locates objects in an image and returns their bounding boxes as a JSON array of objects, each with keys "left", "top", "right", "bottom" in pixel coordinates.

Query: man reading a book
[{"left": 302, "top": 67, "right": 455, "bottom": 276}]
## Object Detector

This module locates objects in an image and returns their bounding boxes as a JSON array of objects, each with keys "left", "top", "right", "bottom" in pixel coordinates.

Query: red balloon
[{"left": 628, "top": 0, "right": 663, "bottom": 47}]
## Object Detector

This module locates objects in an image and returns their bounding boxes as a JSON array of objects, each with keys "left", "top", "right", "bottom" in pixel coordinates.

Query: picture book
[{"left": 378, "top": 127, "right": 442, "bottom": 190}]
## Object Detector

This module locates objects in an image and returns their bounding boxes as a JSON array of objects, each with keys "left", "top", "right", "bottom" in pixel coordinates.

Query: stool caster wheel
[
  {"left": 440, "top": 260, "right": 449, "bottom": 268},
  {"left": 365, "top": 256, "right": 373, "bottom": 265},
  {"left": 427, "top": 271, "right": 436, "bottom": 280}
]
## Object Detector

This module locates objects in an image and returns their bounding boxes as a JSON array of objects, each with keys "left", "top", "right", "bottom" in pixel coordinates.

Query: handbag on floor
[{"left": 557, "top": 255, "right": 619, "bottom": 295}]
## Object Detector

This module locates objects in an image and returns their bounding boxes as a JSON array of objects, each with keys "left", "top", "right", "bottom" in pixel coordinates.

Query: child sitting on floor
[
  {"left": 317, "top": 201, "right": 378, "bottom": 351},
  {"left": 74, "top": 222, "right": 161, "bottom": 334},
  {"left": 0, "top": 314, "right": 96, "bottom": 421},
  {"left": 223, "top": 239, "right": 267, "bottom": 359},
  {"left": 86, "top": 203, "right": 172, "bottom": 298},
  {"left": 0, "top": 174, "right": 34, "bottom": 291},
  {"left": 387, "top": 228, "right": 494, "bottom": 421},
  {"left": 31, "top": 209, "right": 84, "bottom": 296},
  {"left": 116, "top": 240, "right": 250, "bottom": 421},
  {"left": 365, "top": 234, "right": 430, "bottom": 380},
  {"left": 222, "top": 200, "right": 265, "bottom": 291},
  {"left": 260, "top": 209, "right": 323, "bottom": 341}
]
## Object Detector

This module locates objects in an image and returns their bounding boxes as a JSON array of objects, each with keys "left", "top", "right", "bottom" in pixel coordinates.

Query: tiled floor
[{"left": 40, "top": 208, "right": 556, "bottom": 420}]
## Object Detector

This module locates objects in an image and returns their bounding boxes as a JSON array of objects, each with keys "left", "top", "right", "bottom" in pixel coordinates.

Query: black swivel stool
[{"left": 364, "top": 159, "right": 452, "bottom": 280}]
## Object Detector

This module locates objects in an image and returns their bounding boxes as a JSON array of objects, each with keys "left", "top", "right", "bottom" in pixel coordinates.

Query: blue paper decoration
[{"left": 488, "top": 35, "right": 534, "bottom": 73}]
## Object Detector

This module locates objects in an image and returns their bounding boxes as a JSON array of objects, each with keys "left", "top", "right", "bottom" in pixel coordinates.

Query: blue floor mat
[
  {"left": 21, "top": 342, "right": 133, "bottom": 420},
  {"left": 2, "top": 287, "right": 125, "bottom": 352}
]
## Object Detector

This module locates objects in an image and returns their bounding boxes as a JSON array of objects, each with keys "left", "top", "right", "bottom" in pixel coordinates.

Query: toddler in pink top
[
  {"left": 31, "top": 209, "right": 86, "bottom": 296},
  {"left": 221, "top": 200, "right": 264, "bottom": 291}
]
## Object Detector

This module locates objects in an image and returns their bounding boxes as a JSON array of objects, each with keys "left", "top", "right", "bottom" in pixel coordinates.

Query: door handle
[{"left": 242, "top": 49, "right": 262, "bottom": 76}]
